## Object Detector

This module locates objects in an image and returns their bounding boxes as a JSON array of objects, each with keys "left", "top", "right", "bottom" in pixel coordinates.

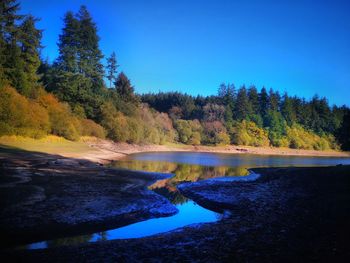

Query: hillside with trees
[{"left": 1, "top": 1, "right": 349, "bottom": 150}]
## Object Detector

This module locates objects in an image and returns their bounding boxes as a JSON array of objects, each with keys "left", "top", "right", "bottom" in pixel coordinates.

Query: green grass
[{"left": 0, "top": 135, "right": 93, "bottom": 156}]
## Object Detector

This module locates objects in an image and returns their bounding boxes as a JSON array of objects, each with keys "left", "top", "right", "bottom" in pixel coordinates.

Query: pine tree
[
  {"left": 115, "top": 72, "right": 136, "bottom": 102},
  {"left": 18, "top": 15, "right": 42, "bottom": 96},
  {"left": 235, "top": 86, "right": 252, "bottom": 121},
  {"left": 106, "top": 52, "right": 118, "bottom": 88},
  {"left": 52, "top": 6, "right": 106, "bottom": 119},
  {"left": 269, "top": 88, "right": 280, "bottom": 111},
  {"left": 56, "top": 11, "right": 79, "bottom": 72},
  {"left": 281, "top": 93, "right": 296, "bottom": 126},
  {"left": 248, "top": 86, "right": 259, "bottom": 114},
  {"left": 76, "top": 5, "right": 104, "bottom": 91},
  {"left": 0, "top": 0, "right": 23, "bottom": 88},
  {"left": 259, "top": 87, "right": 269, "bottom": 117}
]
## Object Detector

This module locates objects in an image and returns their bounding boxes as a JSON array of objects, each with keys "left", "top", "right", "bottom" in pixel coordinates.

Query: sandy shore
[{"left": 73, "top": 138, "right": 350, "bottom": 164}]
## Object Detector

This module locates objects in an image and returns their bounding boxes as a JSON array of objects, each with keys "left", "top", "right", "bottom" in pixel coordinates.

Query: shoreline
[
  {"left": 80, "top": 138, "right": 350, "bottom": 164},
  {"left": 1, "top": 136, "right": 349, "bottom": 165},
  {"left": 1, "top": 140, "right": 350, "bottom": 261}
]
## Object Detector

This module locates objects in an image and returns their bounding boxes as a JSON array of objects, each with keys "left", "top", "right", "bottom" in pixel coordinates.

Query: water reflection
[
  {"left": 25, "top": 152, "right": 350, "bottom": 249},
  {"left": 27, "top": 200, "right": 220, "bottom": 250},
  {"left": 112, "top": 160, "right": 249, "bottom": 204}
]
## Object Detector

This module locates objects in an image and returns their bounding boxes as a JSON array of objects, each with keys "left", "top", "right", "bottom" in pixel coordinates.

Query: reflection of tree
[
  {"left": 152, "top": 187, "right": 188, "bottom": 205},
  {"left": 111, "top": 160, "right": 177, "bottom": 173},
  {"left": 47, "top": 234, "right": 92, "bottom": 247},
  {"left": 112, "top": 159, "right": 249, "bottom": 204}
]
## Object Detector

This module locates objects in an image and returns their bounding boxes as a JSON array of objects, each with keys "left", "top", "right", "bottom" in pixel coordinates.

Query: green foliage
[
  {"left": 230, "top": 120, "right": 269, "bottom": 147},
  {"left": 337, "top": 110, "right": 350, "bottom": 150},
  {"left": 46, "top": 6, "right": 105, "bottom": 120},
  {"left": 265, "top": 110, "right": 287, "bottom": 147},
  {"left": 0, "top": 1, "right": 42, "bottom": 96},
  {"left": 234, "top": 86, "right": 252, "bottom": 121},
  {"left": 115, "top": 72, "right": 138, "bottom": 104},
  {"left": 0, "top": 1, "right": 348, "bottom": 150},
  {"left": 175, "top": 119, "right": 202, "bottom": 145},
  {"left": 80, "top": 119, "right": 105, "bottom": 138},
  {"left": 285, "top": 125, "right": 336, "bottom": 150},
  {"left": 0, "top": 86, "right": 105, "bottom": 141},
  {"left": 202, "top": 121, "right": 229, "bottom": 145},
  {"left": 106, "top": 52, "right": 118, "bottom": 88}
]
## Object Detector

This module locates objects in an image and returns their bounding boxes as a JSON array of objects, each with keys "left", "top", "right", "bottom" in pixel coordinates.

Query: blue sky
[{"left": 21, "top": 0, "right": 350, "bottom": 106}]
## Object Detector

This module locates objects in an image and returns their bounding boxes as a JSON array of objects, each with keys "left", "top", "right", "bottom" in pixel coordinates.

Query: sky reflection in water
[{"left": 27, "top": 152, "right": 350, "bottom": 249}]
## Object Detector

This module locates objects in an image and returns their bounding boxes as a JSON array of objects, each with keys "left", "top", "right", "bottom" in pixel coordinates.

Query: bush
[
  {"left": 285, "top": 124, "right": 337, "bottom": 150},
  {"left": 175, "top": 119, "right": 203, "bottom": 145},
  {"left": 0, "top": 86, "right": 50, "bottom": 138},
  {"left": 80, "top": 119, "right": 105, "bottom": 138},
  {"left": 231, "top": 120, "right": 269, "bottom": 147}
]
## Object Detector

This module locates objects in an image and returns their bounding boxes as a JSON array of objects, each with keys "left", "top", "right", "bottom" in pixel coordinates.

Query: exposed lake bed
[{"left": 1, "top": 147, "right": 350, "bottom": 262}]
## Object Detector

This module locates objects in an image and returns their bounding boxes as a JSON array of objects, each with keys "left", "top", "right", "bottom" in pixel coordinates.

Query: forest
[{"left": 1, "top": 1, "right": 349, "bottom": 150}]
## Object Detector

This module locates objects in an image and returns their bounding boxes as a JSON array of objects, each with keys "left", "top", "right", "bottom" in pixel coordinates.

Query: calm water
[{"left": 25, "top": 152, "right": 350, "bottom": 249}]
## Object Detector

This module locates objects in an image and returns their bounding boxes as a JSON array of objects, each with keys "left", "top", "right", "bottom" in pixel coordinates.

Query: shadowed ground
[{"left": 1, "top": 145, "right": 350, "bottom": 262}]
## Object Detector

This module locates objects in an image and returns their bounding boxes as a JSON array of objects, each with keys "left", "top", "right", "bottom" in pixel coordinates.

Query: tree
[
  {"left": 248, "top": 86, "right": 259, "bottom": 114},
  {"left": 106, "top": 52, "right": 118, "bottom": 88},
  {"left": 51, "top": 6, "right": 106, "bottom": 119},
  {"left": 337, "top": 110, "right": 350, "bottom": 150},
  {"left": 0, "top": 0, "right": 23, "bottom": 87},
  {"left": 235, "top": 86, "right": 252, "bottom": 121},
  {"left": 281, "top": 93, "right": 296, "bottom": 126},
  {"left": 0, "top": 1, "right": 42, "bottom": 96},
  {"left": 259, "top": 87, "right": 269, "bottom": 117},
  {"left": 265, "top": 110, "right": 287, "bottom": 146},
  {"left": 76, "top": 5, "right": 104, "bottom": 91},
  {"left": 115, "top": 72, "right": 136, "bottom": 102},
  {"left": 203, "top": 103, "right": 225, "bottom": 122},
  {"left": 56, "top": 11, "right": 79, "bottom": 73},
  {"left": 18, "top": 15, "right": 43, "bottom": 96},
  {"left": 269, "top": 88, "right": 280, "bottom": 112}
]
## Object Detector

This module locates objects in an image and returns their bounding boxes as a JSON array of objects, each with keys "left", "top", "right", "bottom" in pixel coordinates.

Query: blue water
[
  {"left": 28, "top": 200, "right": 220, "bottom": 249},
  {"left": 130, "top": 152, "right": 350, "bottom": 167},
  {"left": 25, "top": 152, "right": 350, "bottom": 249}
]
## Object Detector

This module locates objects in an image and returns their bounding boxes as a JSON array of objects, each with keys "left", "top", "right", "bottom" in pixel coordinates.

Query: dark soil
[
  {"left": 0, "top": 145, "right": 176, "bottom": 248},
  {"left": 1, "top": 144, "right": 350, "bottom": 262}
]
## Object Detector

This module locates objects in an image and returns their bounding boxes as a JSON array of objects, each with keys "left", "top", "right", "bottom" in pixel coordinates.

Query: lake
[{"left": 26, "top": 152, "right": 350, "bottom": 249}]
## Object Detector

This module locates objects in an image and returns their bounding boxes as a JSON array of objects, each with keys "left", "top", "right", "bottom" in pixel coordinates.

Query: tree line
[{"left": 0, "top": 1, "right": 349, "bottom": 150}]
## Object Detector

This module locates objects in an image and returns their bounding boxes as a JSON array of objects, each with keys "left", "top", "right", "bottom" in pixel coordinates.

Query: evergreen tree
[
  {"left": 259, "top": 87, "right": 269, "bottom": 117},
  {"left": 281, "top": 93, "right": 296, "bottom": 126},
  {"left": 235, "top": 86, "right": 251, "bottom": 121},
  {"left": 115, "top": 72, "right": 136, "bottom": 102},
  {"left": 106, "top": 52, "right": 118, "bottom": 88},
  {"left": 337, "top": 110, "right": 350, "bottom": 150},
  {"left": 269, "top": 88, "right": 280, "bottom": 111},
  {"left": 76, "top": 5, "right": 104, "bottom": 92},
  {"left": 56, "top": 11, "right": 79, "bottom": 72},
  {"left": 18, "top": 15, "right": 42, "bottom": 96},
  {"left": 248, "top": 85, "right": 259, "bottom": 114},
  {"left": 0, "top": 1, "right": 42, "bottom": 96},
  {"left": 51, "top": 5, "right": 106, "bottom": 119},
  {"left": 0, "top": 0, "right": 23, "bottom": 88}
]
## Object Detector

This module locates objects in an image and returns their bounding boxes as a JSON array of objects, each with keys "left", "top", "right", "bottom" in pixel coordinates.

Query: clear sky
[{"left": 20, "top": 0, "right": 350, "bottom": 106}]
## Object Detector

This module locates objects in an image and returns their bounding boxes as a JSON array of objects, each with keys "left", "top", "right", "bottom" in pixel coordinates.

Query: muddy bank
[
  {"left": 0, "top": 145, "right": 177, "bottom": 248},
  {"left": 2, "top": 164, "right": 350, "bottom": 262}
]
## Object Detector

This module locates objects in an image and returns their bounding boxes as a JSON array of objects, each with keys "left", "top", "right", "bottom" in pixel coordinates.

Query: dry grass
[{"left": 0, "top": 135, "right": 93, "bottom": 155}]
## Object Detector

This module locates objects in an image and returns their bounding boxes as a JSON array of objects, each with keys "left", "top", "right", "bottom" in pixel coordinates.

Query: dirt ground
[
  {"left": 1, "top": 144, "right": 350, "bottom": 262},
  {"left": 0, "top": 145, "right": 176, "bottom": 248}
]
